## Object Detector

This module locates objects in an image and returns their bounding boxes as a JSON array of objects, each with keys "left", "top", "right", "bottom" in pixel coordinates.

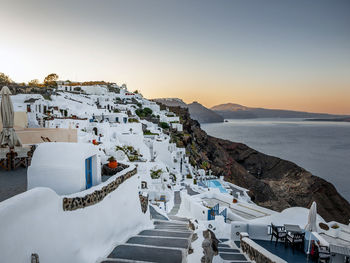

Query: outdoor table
[{"left": 284, "top": 224, "right": 302, "bottom": 233}]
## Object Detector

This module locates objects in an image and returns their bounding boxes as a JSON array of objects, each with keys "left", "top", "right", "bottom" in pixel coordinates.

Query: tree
[
  {"left": 28, "top": 79, "right": 40, "bottom": 87},
  {"left": 0, "top": 72, "right": 13, "bottom": 85},
  {"left": 44, "top": 73, "right": 59, "bottom": 87}
]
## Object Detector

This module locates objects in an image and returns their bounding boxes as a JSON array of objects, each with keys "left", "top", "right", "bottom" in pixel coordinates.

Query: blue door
[
  {"left": 123, "top": 117, "right": 127, "bottom": 123},
  {"left": 85, "top": 157, "right": 92, "bottom": 189},
  {"left": 208, "top": 203, "right": 220, "bottom": 220}
]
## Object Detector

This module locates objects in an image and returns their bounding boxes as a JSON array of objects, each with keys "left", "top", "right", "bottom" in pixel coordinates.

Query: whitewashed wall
[{"left": 0, "top": 166, "right": 151, "bottom": 263}]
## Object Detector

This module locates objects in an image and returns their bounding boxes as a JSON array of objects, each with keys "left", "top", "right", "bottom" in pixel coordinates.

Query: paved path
[
  {"left": 186, "top": 185, "right": 199, "bottom": 196},
  {"left": 0, "top": 168, "right": 27, "bottom": 202},
  {"left": 99, "top": 191, "right": 193, "bottom": 263},
  {"left": 149, "top": 205, "right": 169, "bottom": 221}
]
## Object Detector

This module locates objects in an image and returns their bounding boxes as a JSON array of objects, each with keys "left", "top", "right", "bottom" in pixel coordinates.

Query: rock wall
[
  {"left": 139, "top": 194, "right": 149, "bottom": 213},
  {"left": 63, "top": 167, "right": 137, "bottom": 211}
]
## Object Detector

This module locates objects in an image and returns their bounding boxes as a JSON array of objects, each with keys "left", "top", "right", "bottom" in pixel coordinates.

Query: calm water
[{"left": 202, "top": 119, "right": 350, "bottom": 202}]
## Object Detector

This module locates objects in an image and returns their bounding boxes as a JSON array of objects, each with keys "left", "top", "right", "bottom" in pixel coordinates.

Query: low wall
[
  {"left": 0, "top": 165, "right": 151, "bottom": 263},
  {"left": 240, "top": 234, "right": 287, "bottom": 263},
  {"left": 63, "top": 167, "right": 137, "bottom": 210},
  {"left": 231, "top": 222, "right": 270, "bottom": 241},
  {"left": 16, "top": 128, "right": 77, "bottom": 144}
]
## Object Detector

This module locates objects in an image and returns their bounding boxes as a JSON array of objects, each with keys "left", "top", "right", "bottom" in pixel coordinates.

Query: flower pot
[{"left": 108, "top": 160, "right": 118, "bottom": 169}]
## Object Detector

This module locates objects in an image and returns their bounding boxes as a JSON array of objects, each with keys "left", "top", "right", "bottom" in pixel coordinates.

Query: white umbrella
[
  {"left": 0, "top": 86, "right": 22, "bottom": 148},
  {"left": 305, "top": 201, "right": 317, "bottom": 255}
]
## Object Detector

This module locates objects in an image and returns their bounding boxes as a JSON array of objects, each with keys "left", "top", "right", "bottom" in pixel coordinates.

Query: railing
[
  {"left": 63, "top": 167, "right": 137, "bottom": 211},
  {"left": 208, "top": 203, "right": 220, "bottom": 220},
  {"left": 219, "top": 208, "right": 227, "bottom": 222}
]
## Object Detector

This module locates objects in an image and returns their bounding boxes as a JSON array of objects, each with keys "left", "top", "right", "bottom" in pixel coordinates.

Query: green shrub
[
  {"left": 201, "top": 161, "right": 209, "bottom": 170},
  {"left": 116, "top": 145, "right": 140, "bottom": 162},
  {"left": 144, "top": 130, "right": 159, "bottom": 136},
  {"left": 135, "top": 107, "right": 153, "bottom": 118},
  {"left": 186, "top": 174, "right": 192, "bottom": 179},
  {"left": 193, "top": 179, "right": 197, "bottom": 185},
  {"left": 150, "top": 169, "right": 163, "bottom": 179},
  {"left": 160, "top": 122, "right": 170, "bottom": 129},
  {"left": 128, "top": 118, "right": 139, "bottom": 123}
]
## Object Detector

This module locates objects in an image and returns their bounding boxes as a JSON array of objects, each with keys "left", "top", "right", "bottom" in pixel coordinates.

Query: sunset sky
[{"left": 1, "top": 0, "right": 349, "bottom": 114}]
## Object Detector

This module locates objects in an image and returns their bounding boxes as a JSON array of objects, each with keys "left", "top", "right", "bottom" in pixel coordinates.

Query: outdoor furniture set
[{"left": 0, "top": 145, "right": 35, "bottom": 170}]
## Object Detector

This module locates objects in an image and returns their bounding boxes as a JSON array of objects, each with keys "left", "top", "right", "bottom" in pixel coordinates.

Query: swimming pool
[{"left": 204, "top": 180, "right": 227, "bottom": 193}]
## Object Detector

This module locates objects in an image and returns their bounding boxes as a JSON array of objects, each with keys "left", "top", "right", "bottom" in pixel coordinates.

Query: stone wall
[
  {"left": 63, "top": 167, "right": 137, "bottom": 211},
  {"left": 139, "top": 194, "right": 149, "bottom": 213}
]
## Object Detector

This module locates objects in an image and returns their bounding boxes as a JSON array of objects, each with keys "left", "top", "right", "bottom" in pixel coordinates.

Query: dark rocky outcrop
[
  {"left": 152, "top": 98, "right": 223, "bottom": 123},
  {"left": 187, "top": 101, "right": 224, "bottom": 123},
  {"left": 168, "top": 105, "right": 350, "bottom": 224}
]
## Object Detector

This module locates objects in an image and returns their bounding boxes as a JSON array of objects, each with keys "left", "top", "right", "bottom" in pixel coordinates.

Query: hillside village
[{"left": 0, "top": 79, "right": 349, "bottom": 263}]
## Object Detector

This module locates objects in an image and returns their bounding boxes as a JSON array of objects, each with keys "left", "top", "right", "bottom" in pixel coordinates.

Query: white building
[{"left": 28, "top": 142, "right": 101, "bottom": 195}]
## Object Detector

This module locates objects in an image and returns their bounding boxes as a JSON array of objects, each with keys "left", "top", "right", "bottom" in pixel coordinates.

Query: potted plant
[{"left": 108, "top": 156, "right": 118, "bottom": 169}]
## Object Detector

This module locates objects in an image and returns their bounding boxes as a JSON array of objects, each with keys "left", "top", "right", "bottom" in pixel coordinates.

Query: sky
[{"left": 0, "top": 0, "right": 349, "bottom": 114}]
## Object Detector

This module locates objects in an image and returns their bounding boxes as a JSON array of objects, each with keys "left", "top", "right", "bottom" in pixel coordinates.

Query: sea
[{"left": 202, "top": 118, "right": 350, "bottom": 203}]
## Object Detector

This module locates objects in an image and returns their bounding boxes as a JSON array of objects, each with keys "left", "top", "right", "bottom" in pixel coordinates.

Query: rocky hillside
[
  {"left": 168, "top": 105, "right": 350, "bottom": 224},
  {"left": 152, "top": 98, "right": 223, "bottom": 123}
]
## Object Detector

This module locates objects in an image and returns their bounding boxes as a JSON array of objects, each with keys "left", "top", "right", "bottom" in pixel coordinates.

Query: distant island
[
  {"left": 305, "top": 117, "right": 350, "bottom": 122},
  {"left": 152, "top": 98, "right": 224, "bottom": 123},
  {"left": 211, "top": 103, "right": 350, "bottom": 120},
  {"left": 152, "top": 99, "right": 349, "bottom": 124}
]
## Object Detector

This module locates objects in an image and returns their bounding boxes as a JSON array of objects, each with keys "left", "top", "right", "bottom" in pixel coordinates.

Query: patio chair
[
  {"left": 0, "top": 148, "right": 11, "bottom": 170},
  {"left": 12, "top": 146, "right": 31, "bottom": 169},
  {"left": 270, "top": 223, "right": 287, "bottom": 246},
  {"left": 317, "top": 245, "right": 331, "bottom": 263},
  {"left": 285, "top": 232, "right": 305, "bottom": 253}
]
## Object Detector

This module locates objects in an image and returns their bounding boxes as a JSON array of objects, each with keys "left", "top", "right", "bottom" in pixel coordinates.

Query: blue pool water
[{"left": 205, "top": 180, "right": 227, "bottom": 193}]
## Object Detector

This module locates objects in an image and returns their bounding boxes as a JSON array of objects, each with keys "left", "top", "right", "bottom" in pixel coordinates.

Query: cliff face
[{"left": 169, "top": 106, "right": 350, "bottom": 224}]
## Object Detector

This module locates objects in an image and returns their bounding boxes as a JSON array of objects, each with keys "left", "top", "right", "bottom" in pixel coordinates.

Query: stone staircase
[
  {"left": 217, "top": 238, "right": 251, "bottom": 263},
  {"left": 99, "top": 191, "right": 193, "bottom": 263}
]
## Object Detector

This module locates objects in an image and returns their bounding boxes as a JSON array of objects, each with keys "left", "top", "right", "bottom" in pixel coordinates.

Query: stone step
[
  {"left": 167, "top": 215, "right": 189, "bottom": 222},
  {"left": 126, "top": 236, "right": 190, "bottom": 249},
  {"left": 153, "top": 221, "right": 188, "bottom": 227},
  {"left": 138, "top": 229, "right": 192, "bottom": 239},
  {"left": 219, "top": 252, "right": 248, "bottom": 261},
  {"left": 154, "top": 225, "right": 189, "bottom": 231},
  {"left": 218, "top": 244, "right": 230, "bottom": 248},
  {"left": 101, "top": 259, "right": 155, "bottom": 263},
  {"left": 218, "top": 248, "right": 240, "bottom": 253},
  {"left": 149, "top": 206, "right": 169, "bottom": 221},
  {"left": 108, "top": 245, "right": 183, "bottom": 263}
]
